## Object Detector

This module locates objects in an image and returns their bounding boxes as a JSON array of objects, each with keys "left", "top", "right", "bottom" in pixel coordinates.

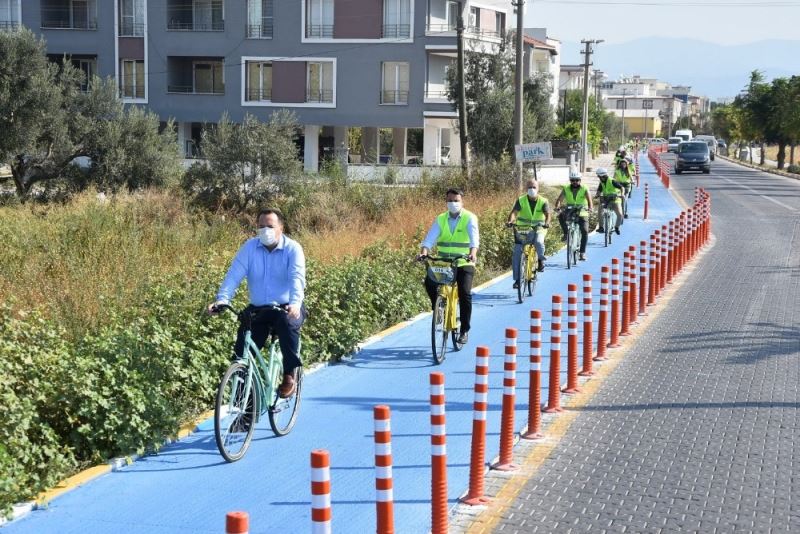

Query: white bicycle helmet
[
  {"left": 596, "top": 167, "right": 609, "bottom": 178},
  {"left": 569, "top": 170, "right": 582, "bottom": 180}
]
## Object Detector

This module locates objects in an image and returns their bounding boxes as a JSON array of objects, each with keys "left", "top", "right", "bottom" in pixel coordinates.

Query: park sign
[{"left": 515, "top": 142, "right": 552, "bottom": 163}]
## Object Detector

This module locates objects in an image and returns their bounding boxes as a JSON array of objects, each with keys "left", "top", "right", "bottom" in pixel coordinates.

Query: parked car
[
  {"left": 694, "top": 135, "right": 717, "bottom": 161},
  {"left": 675, "top": 141, "right": 711, "bottom": 174},
  {"left": 667, "top": 136, "right": 683, "bottom": 153}
]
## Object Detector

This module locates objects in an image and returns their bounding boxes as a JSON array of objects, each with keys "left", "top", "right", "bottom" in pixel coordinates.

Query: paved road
[
  {"left": 487, "top": 158, "right": 800, "bottom": 532},
  {"left": 5, "top": 157, "right": 681, "bottom": 533}
]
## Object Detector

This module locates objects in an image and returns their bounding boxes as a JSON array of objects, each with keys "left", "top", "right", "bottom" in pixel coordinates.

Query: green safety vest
[
  {"left": 515, "top": 195, "right": 547, "bottom": 226},
  {"left": 614, "top": 168, "right": 632, "bottom": 184},
  {"left": 563, "top": 185, "right": 588, "bottom": 207},
  {"left": 600, "top": 178, "right": 622, "bottom": 196},
  {"left": 436, "top": 209, "right": 475, "bottom": 267}
]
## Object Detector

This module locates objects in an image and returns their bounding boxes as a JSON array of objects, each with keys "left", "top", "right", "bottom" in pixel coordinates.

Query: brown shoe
[{"left": 278, "top": 373, "right": 297, "bottom": 399}]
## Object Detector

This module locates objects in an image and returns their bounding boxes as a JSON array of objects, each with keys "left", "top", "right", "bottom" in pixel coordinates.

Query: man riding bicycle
[
  {"left": 594, "top": 167, "right": 624, "bottom": 235},
  {"left": 507, "top": 177, "right": 551, "bottom": 284},
  {"left": 555, "top": 170, "right": 593, "bottom": 261},
  {"left": 614, "top": 160, "right": 633, "bottom": 210},
  {"left": 418, "top": 188, "right": 479, "bottom": 345},
  {"left": 208, "top": 208, "right": 307, "bottom": 399}
]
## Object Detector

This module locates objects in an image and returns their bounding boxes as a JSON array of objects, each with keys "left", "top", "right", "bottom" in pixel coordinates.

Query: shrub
[{"left": 787, "top": 164, "right": 800, "bottom": 174}]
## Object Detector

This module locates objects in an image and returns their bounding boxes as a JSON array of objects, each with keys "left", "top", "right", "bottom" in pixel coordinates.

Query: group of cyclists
[{"left": 205, "top": 143, "right": 641, "bottom": 438}]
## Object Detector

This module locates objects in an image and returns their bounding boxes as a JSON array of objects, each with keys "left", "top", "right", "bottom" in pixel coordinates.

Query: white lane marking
[{"left": 720, "top": 176, "right": 798, "bottom": 212}]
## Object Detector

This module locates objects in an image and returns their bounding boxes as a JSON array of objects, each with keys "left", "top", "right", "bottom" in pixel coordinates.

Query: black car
[{"left": 675, "top": 141, "right": 711, "bottom": 174}]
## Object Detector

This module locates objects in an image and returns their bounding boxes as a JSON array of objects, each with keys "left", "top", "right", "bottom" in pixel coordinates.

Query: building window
[
  {"left": 446, "top": 1, "right": 460, "bottom": 31},
  {"left": 306, "top": 61, "right": 333, "bottom": 103},
  {"left": 642, "top": 99, "right": 654, "bottom": 109},
  {"left": 305, "top": 0, "right": 333, "bottom": 38},
  {"left": 167, "top": 0, "right": 224, "bottom": 31},
  {"left": 383, "top": 0, "right": 410, "bottom": 38},
  {"left": 119, "top": 0, "right": 145, "bottom": 36},
  {"left": 381, "top": 61, "right": 409, "bottom": 104},
  {"left": 247, "top": 0, "right": 273, "bottom": 38},
  {"left": 245, "top": 61, "right": 272, "bottom": 101},
  {"left": 469, "top": 7, "right": 479, "bottom": 30},
  {"left": 616, "top": 99, "right": 627, "bottom": 109},
  {"left": 74, "top": 57, "right": 96, "bottom": 91},
  {"left": 0, "top": 0, "right": 20, "bottom": 29},
  {"left": 41, "top": 0, "right": 98, "bottom": 30},
  {"left": 193, "top": 60, "right": 224, "bottom": 94},
  {"left": 120, "top": 59, "right": 144, "bottom": 99},
  {"left": 495, "top": 12, "right": 505, "bottom": 37}
]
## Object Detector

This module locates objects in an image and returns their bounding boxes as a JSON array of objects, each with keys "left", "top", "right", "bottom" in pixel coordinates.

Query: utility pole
[
  {"left": 620, "top": 88, "right": 628, "bottom": 142},
  {"left": 456, "top": 15, "right": 469, "bottom": 174},
  {"left": 512, "top": 0, "right": 525, "bottom": 189},
  {"left": 579, "top": 39, "right": 603, "bottom": 172}
]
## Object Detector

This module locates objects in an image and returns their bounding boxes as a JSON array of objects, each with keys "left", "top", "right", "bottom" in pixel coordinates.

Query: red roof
[{"left": 522, "top": 35, "right": 557, "bottom": 54}]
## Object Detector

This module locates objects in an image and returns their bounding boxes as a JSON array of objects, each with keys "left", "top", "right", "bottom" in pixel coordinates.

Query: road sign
[{"left": 515, "top": 142, "right": 552, "bottom": 163}]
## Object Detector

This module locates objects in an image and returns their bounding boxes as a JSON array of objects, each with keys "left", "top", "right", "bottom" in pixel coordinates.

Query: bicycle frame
[
  {"left": 233, "top": 331, "right": 283, "bottom": 423},
  {"left": 439, "top": 283, "right": 459, "bottom": 332}
]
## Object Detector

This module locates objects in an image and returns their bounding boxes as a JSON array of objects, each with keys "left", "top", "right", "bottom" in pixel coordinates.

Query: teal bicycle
[{"left": 211, "top": 304, "right": 303, "bottom": 462}]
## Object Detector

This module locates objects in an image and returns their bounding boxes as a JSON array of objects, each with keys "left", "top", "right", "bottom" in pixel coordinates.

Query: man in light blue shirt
[{"left": 208, "top": 208, "right": 306, "bottom": 398}]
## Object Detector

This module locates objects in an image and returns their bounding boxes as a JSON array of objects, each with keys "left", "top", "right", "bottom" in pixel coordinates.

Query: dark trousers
[
  {"left": 233, "top": 305, "right": 306, "bottom": 375},
  {"left": 424, "top": 266, "right": 474, "bottom": 333},
  {"left": 558, "top": 213, "right": 590, "bottom": 253}
]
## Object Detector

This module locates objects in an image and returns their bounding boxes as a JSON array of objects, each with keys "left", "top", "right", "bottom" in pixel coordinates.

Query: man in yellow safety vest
[
  {"left": 506, "top": 177, "right": 552, "bottom": 284},
  {"left": 555, "top": 170, "right": 593, "bottom": 261},
  {"left": 418, "top": 188, "right": 479, "bottom": 345}
]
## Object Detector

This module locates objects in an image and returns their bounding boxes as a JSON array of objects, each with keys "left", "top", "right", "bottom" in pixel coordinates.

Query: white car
[
  {"left": 667, "top": 137, "right": 683, "bottom": 153},
  {"left": 694, "top": 135, "right": 718, "bottom": 161}
]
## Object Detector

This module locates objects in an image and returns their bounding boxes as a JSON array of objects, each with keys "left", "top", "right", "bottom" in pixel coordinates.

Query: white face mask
[
  {"left": 527, "top": 187, "right": 538, "bottom": 197},
  {"left": 258, "top": 227, "right": 278, "bottom": 247},
  {"left": 447, "top": 201, "right": 462, "bottom": 215}
]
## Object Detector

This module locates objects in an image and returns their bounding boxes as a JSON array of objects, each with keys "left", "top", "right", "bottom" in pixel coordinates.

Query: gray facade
[{"left": 12, "top": 0, "right": 511, "bottom": 167}]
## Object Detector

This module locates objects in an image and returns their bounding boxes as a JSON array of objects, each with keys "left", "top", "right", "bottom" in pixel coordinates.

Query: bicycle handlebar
[
  {"left": 418, "top": 254, "right": 469, "bottom": 265},
  {"left": 210, "top": 303, "right": 288, "bottom": 316}
]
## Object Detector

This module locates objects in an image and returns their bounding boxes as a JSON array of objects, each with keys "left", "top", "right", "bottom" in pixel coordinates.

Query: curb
[{"left": 718, "top": 154, "right": 800, "bottom": 180}]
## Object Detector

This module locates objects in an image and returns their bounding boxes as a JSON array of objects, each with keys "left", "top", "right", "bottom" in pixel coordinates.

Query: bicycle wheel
[
  {"left": 214, "top": 362, "right": 258, "bottom": 463},
  {"left": 269, "top": 366, "right": 303, "bottom": 436},
  {"left": 604, "top": 211, "right": 612, "bottom": 247},
  {"left": 517, "top": 250, "right": 526, "bottom": 304},
  {"left": 571, "top": 226, "right": 581, "bottom": 265},
  {"left": 565, "top": 226, "right": 573, "bottom": 269},
  {"left": 431, "top": 294, "right": 448, "bottom": 364},
  {"left": 526, "top": 251, "right": 537, "bottom": 298},
  {"left": 451, "top": 297, "right": 465, "bottom": 352}
]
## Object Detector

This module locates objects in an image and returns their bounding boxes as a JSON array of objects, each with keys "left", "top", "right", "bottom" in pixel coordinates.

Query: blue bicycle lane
[{"left": 6, "top": 157, "right": 684, "bottom": 534}]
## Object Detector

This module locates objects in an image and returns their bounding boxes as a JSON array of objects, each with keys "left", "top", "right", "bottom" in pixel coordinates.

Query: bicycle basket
[
  {"left": 514, "top": 228, "right": 532, "bottom": 244},
  {"left": 427, "top": 262, "right": 455, "bottom": 285}
]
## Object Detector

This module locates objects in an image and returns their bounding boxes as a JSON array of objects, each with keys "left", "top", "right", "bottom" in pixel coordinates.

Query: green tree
[
  {"left": 710, "top": 103, "right": 740, "bottom": 144},
  {"left": 181, "top": 111, "right": 302, "bottom": 212},
  {"left": 766, "top": 76, "right": 800, "bottom": 168},
  {"left": 557, "top": 89, "right": 622, "bottom": 148},
  {"left": 446, "top": 40, "right": 555, "bottom": 161},
  {"left": 0, "top": 29, "right": 180, "bottom": 199},
  {"left": 734, "top": 70, "right": 771, "bottom": 164}
]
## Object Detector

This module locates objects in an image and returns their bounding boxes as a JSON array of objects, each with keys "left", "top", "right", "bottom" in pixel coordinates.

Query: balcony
[
  {"left": 424, "top": 89, "right": 449, "bottom": 101},
  {"left": 0, "top": 21, "right": 20, "bottom": 30},
  {"left": 167, "top": 57, "right": 225, "bottom": 95},
  {"left": 381, "top": 90, "right": 409, "bottom": 105},
  {"left": 382, "top": 24, "right": 410, "bottom": 39},
  {"left": 245, "top": 88, "right": 272, "bottom": 102},
  {"left": 305, "top": 24, "right": 333, "bottom": 38},
  {"left": 246, "top": 21, "right": 274, "bottom": 38},
  {"left": 306, "top": 89, "right": 333, "bottom": 104},
  {"left": 167, "top": 0, "right": 224, "bottom": 31},
  {"left": 120, "top": 21, "right": 146, "bottom": 37},
  {"left": 41, "top": 0, "right": 98, "bottom": 30}
]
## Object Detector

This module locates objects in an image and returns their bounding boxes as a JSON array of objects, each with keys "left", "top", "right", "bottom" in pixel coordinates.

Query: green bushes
[{"left": 787, "top": 164, "right": 800, "bottom": 174}]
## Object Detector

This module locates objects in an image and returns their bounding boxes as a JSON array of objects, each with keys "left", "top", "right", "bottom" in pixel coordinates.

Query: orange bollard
[
  {"left": 226, "top": 512, "right": 249, "bottom": 534},
  {"left": 638, "top": 242, "right": 648, "bottom": 316},
  {"left": 660, "top": 225, "right": 668, "bottom": 292},
  {"left": 666, "top": 221, "right": 675, "bottom": 284},
  {"left": 579, "top": 274, "right": 594, "bottom": 376},
  {"left": 430, "top": 371, "right": 448, "bottom": 534},
  {"left": 429, "top": 372, "right": 448, "bottom": 534},
  {"left": 311, "top": 450, "right": 332, "bottom": 534},
  {"left": 608, "top": 259, "right": 621, "bottom": 348},
  {"left": 563, "top": 285, "right": 581, "bottom": 394},
  {"left": 373, "top": 406, "right": 394, "bottom": 533},
  {"left": 628, "top": 245, "right": 638, "bottom": 326},
  {"left": 653, "top": 231, "right": 662, "bottom": 299},
  {"left": 643, "top": 183, "right": 649, "bottom": 220},
  {"left": 462, "top": 346, "right": 491, "bottom": 504},
  {"left": 543, "top": 295, "right": 563, "bottom": 413},
  {"left": 647, "top": 234, "right": 657, "bottom": 306},
  {"left": 522, "top": 311, "right": 544, "bottom": 439},
  {"left": 493, "top": 329, "right": 519, "bottom": 471},
  {"left": 620, "top": 252, "right": 632, "bottom": 337},
  {"left": 595, "top": 266, "right": 610, "bottom": 360}
]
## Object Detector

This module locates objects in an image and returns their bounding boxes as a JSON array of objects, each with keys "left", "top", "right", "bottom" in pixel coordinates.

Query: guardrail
[{"left": 648, "top": 145, "right": 671, "bottom": 189}]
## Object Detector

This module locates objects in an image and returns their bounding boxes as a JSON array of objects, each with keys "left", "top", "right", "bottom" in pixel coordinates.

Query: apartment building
[
  {"left": 521, "top": 28, "right": 560, "bottom": 112},
  {"left": 9, "top": 0, "right": 511, "bottom": 171}
]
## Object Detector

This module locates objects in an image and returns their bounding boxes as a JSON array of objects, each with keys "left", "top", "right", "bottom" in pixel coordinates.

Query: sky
[{"left": 524, "top": 0, "right": 800, "bottom": 45}]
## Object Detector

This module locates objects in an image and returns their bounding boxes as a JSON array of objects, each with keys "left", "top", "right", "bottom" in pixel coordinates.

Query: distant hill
[{"left": 559, "top": 38, "right": 800, "bottom": 99}]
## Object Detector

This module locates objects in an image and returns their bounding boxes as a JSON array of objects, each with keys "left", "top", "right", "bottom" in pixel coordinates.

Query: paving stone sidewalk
[{"left": 458, "top": 160, "right": 800, "bottom": 533}]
